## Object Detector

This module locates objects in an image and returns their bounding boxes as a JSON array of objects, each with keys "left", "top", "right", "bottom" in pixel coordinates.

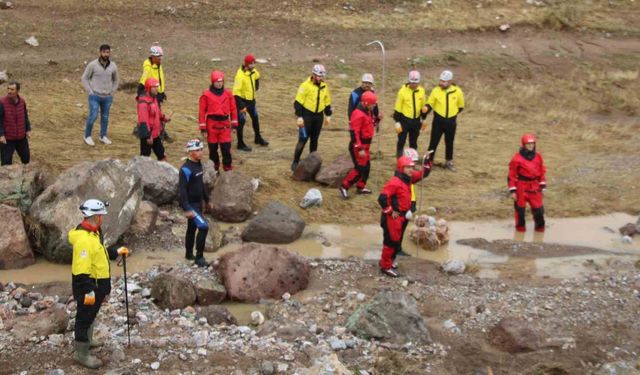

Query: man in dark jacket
[
  {"left": 0, "top": 81, "right": 32, "bottom": 165},
  {"left": 178, "top": 139, "right": 213, "bottom": 267}
]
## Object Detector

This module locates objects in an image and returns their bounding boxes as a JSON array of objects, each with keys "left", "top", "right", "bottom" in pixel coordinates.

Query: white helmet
[
  {"left": 403, "top": 148, "right": 419, "bottom": 162},
  {"left": 361, "top": 73, "right": 374, "bottom": 84},
  {"left": 79, "top": 199, "right": 109, "bottom": 217},
  {"left": 185, "top": 138, "right": 204, "bottom": 152},
  {"left": 312, "top": 64, "right": 326, "bottom": 78},
  {"left": 408, "top": 70, "right": 421, "bottom": 83},
  {"left": 149, "top": 45, "right": 164, "bottom": 57},
  {"left": 440, "top": 70, "right": 453, "bottom": 81}
]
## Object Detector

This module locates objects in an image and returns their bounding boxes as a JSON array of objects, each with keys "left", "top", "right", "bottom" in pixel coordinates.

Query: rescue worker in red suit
[
  {"left": 199, "top": 70, "right": 238, "bottom": 172},
  {"left": 339, "top": 91, "right": 377, "bottom": 199},
  {"left": 136, "top": 78, "right": 170, "bottom": 160},
  {"left": 378, "top": 155, "right": 432, "bottom": 277},
  {"left": 508, "top": 133, "right": 547, "bottom": 232}
]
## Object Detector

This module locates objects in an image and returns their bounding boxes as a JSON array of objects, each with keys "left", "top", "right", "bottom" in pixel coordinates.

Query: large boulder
[
  {"left": 194, "top": 277, "right": 227, "bottom": 306},
  {"left": 346, "top": 291, "right": 431, "bottom": 344},
  {"left": 197, "top": 305, "right": 237, "bottom": 326},
  {"left": 217, "top": 243, "right": 310, "bottom": 303},
  {"left": 241, "top": 201, "right": 305, "bottom": 244},
  {"left": 11, "top": 307, "right": 68, "bottom": 341},
  {"left": 201, "top": 159, "right": 217, "bottom": 192},
  {"left": 292, "top": 152, "right": 322, "bottom": 181},
  {"left": 489, "top": 317, "right": 540, "bottom": 353},
  {"left": 126, "top": 156, "right": 178, "bottom": 205},
  {"left": 314, "top": 154, "right": 352, "bottom": 187},
  {"left": 205, "top": 221, "right": 226, "bottom": 252},
  {"left": 151, "top": 273, "right": 196, "bottom": 310},
  {"left": 127, "top": 200, "right": 158, "bottom": 236},
  {"left": 27, "top": 159, "right": 142, "bottom": 263},
  {"left": 211, "top": 171, "right": 254, "bottom": 223},
  {"left": 0, "top": 204, "right": 35, "bottom": 269},
  {"left": 0, "top": 162, "right": 51, "bottom": 211}
]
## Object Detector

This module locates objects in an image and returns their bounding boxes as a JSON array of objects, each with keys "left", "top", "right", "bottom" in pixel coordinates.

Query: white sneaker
[
  {"left": 84, "top": 137, "right": 95, "bottom": 146},
  {"left": 99, "top": 136, "right": 112, "bottom": 145}
]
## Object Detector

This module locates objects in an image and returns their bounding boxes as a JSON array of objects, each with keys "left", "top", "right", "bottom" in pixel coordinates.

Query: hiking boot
[
  {"left": 84, "top": 137, "right": 95, "bottom": 146},
  {"left": 445, "top": 160, "right": 456, "bottom": 172},
  {"left": 87, "top": 323, "right": 102, "bottom": 348},
  {"left": 291, "top": 161, "right": 299, "bottom": 172},
  {"left": 392, "top": 262, "right": 398, "bottom": 270},
  {"left": 194, "top": 256, "right": 208, "bottom": 268},
  {"left": 381, "top": 268, "right": 399, "bottom": 278},
  {"left": 99, "top": 136, "right": 112, "bottom": 145},
  {"left": 185, "top": 252, "right": 195, "bottom": 261},
  {"left": 238, "top": 144, "right": 252, "bottom": 152},
  {"left": 339, "top": 186, "right": 349, "bottom": 200},
  {"left": 255, "top": 137, "right": 269, "bottom": 146},
  {"left": 396, "top": 249, "right": 410, "bottom": 257},
  {"left": 357, "top": 188, "right": 372, "bottom": 195},
  {"left": 74, "top": 341, "right": 103, "bottom": 369},
  {"left": 161, "top": 129, "right": 174, "bottom": 143}
]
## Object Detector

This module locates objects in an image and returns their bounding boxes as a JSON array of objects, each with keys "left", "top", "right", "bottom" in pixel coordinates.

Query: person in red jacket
[
  {"left": 339, "top": 91, "right": 377, "bottom": 199},
  {"left": 199, "top": 70, "right": 238, "bottom": 172},
  {"left": 378, "top": 155, "right": 432, "bottom": 277},
  {"left": 0, "top": 81, "right": 32, "bottom": 166},
  {"left": 508, "top": 133, "right": 547, "bottom": 232},
  {"left": 136, "top": 78, "right": 170, "bottom": 160}
]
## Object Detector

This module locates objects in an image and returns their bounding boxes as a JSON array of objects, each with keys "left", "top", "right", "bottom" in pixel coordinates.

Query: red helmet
[
  {"left": 521, "top": 133, "right": 536, "bottom": 145},
  {"left": 144, "top": 77, "right": 160, "bottom": 92},
  {"left": 210, "top": 70, "right": 224, "bottom": 84},
  {"left": 244, "top": 54, "right": 256, "bottom": 65},
  {"left": 361, "top": 91, "right": 377, "bottom": 107},
  {"left": 396, "top": 156, "right": 415, "bottom": 171}
]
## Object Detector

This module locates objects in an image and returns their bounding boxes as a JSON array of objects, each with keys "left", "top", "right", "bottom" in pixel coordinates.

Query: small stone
[
  {"left": 150, "top": 361, "right": 160, "bottom": 370},
  {"left": 336, "top": 308, "right": 344, "bottom": 315},
  {"left": 197, "top": 348, "right": 207, "bottom": 356},
  {"left": 25, "top": 36, "right": 39, "bottom": 47},
  {"left": 111, "top": 346, "right": 126, "bottom": 362},
  {"left": 47, "top": 334, "right": 64, "bottom": 346},
  {"left": 282, "top": 292, "right": 291, "bottom": 301},
  {"left": 276, "top": 363, "right": 289, "bottom": 372},
  {"left": 621, "top": 235, "right": 633, "bottom": 244},
  {"left": 499, "top": 23, "right": 511, "bottom": 32},
  {"left": 401, "top": 280, "right": 409, "bottom": 287},
  {"left": 132, "top": 358, "right": 142, "bottom": 364},
  {"left": 250, "top": 311, "right": 265, "bottom": 326},
  {"left": 442, "top": 260, "right": 466, "bottom": 274},
  {"left": 330, "top": 337, "right": 347, "bottom": 350},
  {"left": 356, "top": 293, "right": 366, "bottom": 302},
  {"left": 141, "top": 288, "right": 152, "bottom": 298},
  {"left": 334, "top": 326, "right": 346, "bottom": 335},
  {"left": 193, "top": 330, "right": 209, "bottom": 347},
  {"left": 261, "top": 361, "right": 275, "bottom": 375},
  {"left": 283, "top": 354, "right": 294, "bottom": 361},
  {"left": 47, "top": 370, "right": 64, "bottom": 375},
  {"left": 20, "top": 297, "right": 32, "bottom": 308}
]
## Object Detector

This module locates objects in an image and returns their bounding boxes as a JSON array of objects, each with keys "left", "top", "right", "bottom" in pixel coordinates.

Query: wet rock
[
  {"left": 126, "top": 156, "right": 178, "bottom": 205},
  {"left": 197, "top": 305, "right": 237, "bottom": 325},
  {"left": 595, "top": 361, "right": 640, "bottom": 375},
  {"left": 211, "top": 171, "right": 254, "bottom": 223},
  {"left": 346, "top": 291, "right": 431, "bottom": 344},
  {"left": 292, "top": 152, "right": 322, "bottom": 181},
  {"left": 442, "top": 260, "right": 466, "bottom": 275},
  {"left": 217, "top": 243, "right": 310, "bottom": 302},
  {"left": 489, "top": 317, "right": 540, "bottom": 353},
  {"left": 11, "top": 307, "right": 68, "bottom": 341},
  {"left": 315, "top": 154, "right": 352, "bottom": 187},
  {"left": 28, "top": 159, "right": 142, "bottom": 263},
  {"left": 300, "top": 188, "right": 323, "bottom": 209},
  {"left": 241, "top": 201, "right": 305, "bottom": 244},
  {"left": 194, "top": 277, "right": 226, "bottom": 306},
  {"left": 619, "top": 223, "right": 637, "bottom": 237},
  {"left": 128, "top": 200, "right": 158, "bottom": 236},
  {"left": 151, "top": 273, "right": 196, "bottom": 310},
  {"left": 410, "top": 215, "right": 449, "bottom": 250},
  {"left": 0, "top": 204, "right": 35, "bottom": 270}
]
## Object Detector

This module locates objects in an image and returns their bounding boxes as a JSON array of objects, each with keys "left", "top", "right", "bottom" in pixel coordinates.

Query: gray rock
[
  {"left": 197, "top": 305, "right": 237, "bottom": 326},
  {"left": 595, "top": 361, "right": 640, "bottom": 375},
  {"left": 300, "top": 188, "right": 323, "bottom": 209},
  {"left": 261, "top": 361, "right": 275, "bottom": 375},
  {"left": 128, "top": 200, "right": 158, "bottom": 236},
  {"left": 193, "top": 330, "right": 209, "bottom": 347},
  {"left": 442, "top": 260, "right": 466, "bottom": 274},
  {"left": 47, "top": 370, "right": 64, "bottom": 375},
  {"left": 28, "top": 159, "right": 142, "bottom": 263},
  {"left": 195, "top": 277, "right": 227, "bottom": 305},
  {"left": 292, "top": 152, "right": 322, "bottom": 181},
  {"left": 19, "top": 296, "right": 32, "bottom": 308},
  {"left": 151, "top": 273, "right": 196, "bottom": 310},
  {"left": 211, "top": 171, "right": 254, "bottom": 223},
  {"left": 257, "top": 320, "right": 310, "bottom": 341},
  {"left": 0, "top": 204, "right": 35, "bottom": 270},
  {"left": 329, "top": 337, "right": 347, "bottom": 350},
  {"left": 217, "top": 243, "right": 310, "bottom": 303},
  {"left": 489, "top": 317, "right": 540, "bottom": 353},
  {"left": 201, "top": 159, "right": 217, "bottom": 192},
  {"left": 204, "top": 221, "right": 226, "bottom": 252},
  {"left": 241, "top": 201, "right": 305, "bottom": 244},
  {"left": 346, "top": 291, "right": 431, "bottom": 344},
  {"left": 314, "top": 154, "right": 352, "bottom": 187},
  {"left": 126, "top": 156, "right": 178, "bottom": 205}
]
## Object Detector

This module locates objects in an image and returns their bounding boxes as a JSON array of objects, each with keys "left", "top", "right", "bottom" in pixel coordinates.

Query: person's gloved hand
[
  {"left": 421, "top": 105, "right": 429, "bottom": 114},
  {"left": 324, "top": 116, "right": 331, "bottom": 126},
  {"left": 84, "top": 291, "right": 96, "bottom": 306},
  {"left": 395, "top": 122, "right": 402, "bottom": 134},
  {"left": 405, "top": 211, "right": 413, "bottom": 220},
  {"left": 296, "top": 117, "right": 304, "bottom": 127},
  {"left": 117, "top": 247, "right": 129, "bottom": 257}
]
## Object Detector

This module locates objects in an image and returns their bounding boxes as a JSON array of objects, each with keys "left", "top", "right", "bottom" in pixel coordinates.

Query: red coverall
[
  {"left": 199, "top": 88, "right": 238, "bottom": 171},
  {"left": 508, "top": 150, "right": 547, "bottom": 232},
  {"left": 341, "top": 106, "right": 374, "bottom": 190},
  {"left": 137, "top": 94, "right": 167, "bottom": 160},
  {"left": 377, "top": 165, "right": 431, "bottom": 270}
]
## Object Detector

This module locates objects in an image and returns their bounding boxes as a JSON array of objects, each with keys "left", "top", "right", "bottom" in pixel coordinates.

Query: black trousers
[
  {"left": 396, "top": 117, "right": 421, "bottom": 157},
  {"left": 208, "top": 142, "right": 232, "bottom": 170},
  {"left": 237, "top": 100, "right": 262, "bottom": 146},
  {"left": 73, "top": 291, "right": 107, "bottom": 342},
  {"left": 185, "top": 206, "right": 209, "bottom": 258},
  {"left": 140, "top": 137, "right": 165, "bottom": 160},
  {"left": 427, "top": 114, "right": 457, "bottom": 161},
  {"left": 0, "top": 138, "right": 30, "bottom": 165},
  {"left": 293, "top": 113, "right": 323, "bottom": 163}
]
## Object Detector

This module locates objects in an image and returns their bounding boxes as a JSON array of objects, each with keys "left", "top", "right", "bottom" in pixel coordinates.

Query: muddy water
[{"left": 1, "top": 213, "right": 638, "bottom": 285}]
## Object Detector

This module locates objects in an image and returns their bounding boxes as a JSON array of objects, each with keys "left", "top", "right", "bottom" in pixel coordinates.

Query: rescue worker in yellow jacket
[
  {"left": 137, "top": 44, "right": 173, "bottom": 142},
  {"left": 291, "top": 64, "right": 332, "bottom": 171},
  {"left": 393, "top": 70, "right": 427, "bottom": 157},
  {"left": 69, "top": 199, "right": 129, "bottom": 369},
  {"left": 423, "top": 70, "right": 465, "bottom": 171},
  {"left": 233, "top": 54, "right": 268, "bottom": 151}
]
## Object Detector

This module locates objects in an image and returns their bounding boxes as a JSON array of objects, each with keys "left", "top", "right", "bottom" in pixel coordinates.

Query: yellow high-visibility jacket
[
  {"left": 394, "top": 84, "right": 427, "bottom": 120},
  {"left": 69, "top": 225, "right": 115, "bottom": 294},
  {"left": 426, "top": 85, "right": 465, "bottom": 118},
  {"left": 139, "top": 58, "right": 165, "bottom": 94},
  {"left": 294, "top": 77, "right": 332, "bottom": 115},
  {"left": 233, "top": 66, "right": 260, "bottom": 101}
]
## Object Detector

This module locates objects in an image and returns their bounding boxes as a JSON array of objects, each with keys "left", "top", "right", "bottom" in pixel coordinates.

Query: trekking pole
[
  {"left": 366, "top": 40, "right": 385, "bottom": 158},
  {"left": 120, "top": 254, "right": 131, "bottom": 347}
]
